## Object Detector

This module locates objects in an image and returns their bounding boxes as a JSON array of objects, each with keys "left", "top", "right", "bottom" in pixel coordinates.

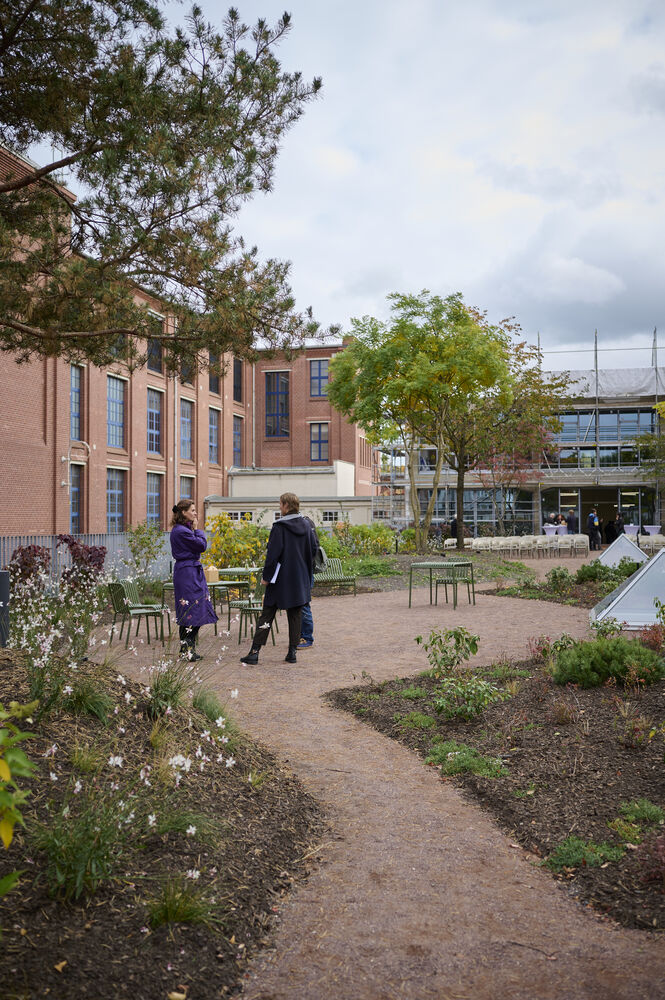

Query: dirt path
[
  {"left": 211, "top": 586, "right": 665, "bottom": 1000},
  {"left": 106, "top": 570, "right": 665, "bottom": 999}
]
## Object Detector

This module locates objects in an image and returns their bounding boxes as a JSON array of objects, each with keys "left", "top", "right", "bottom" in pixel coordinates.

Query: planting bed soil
[
  {"left": 327, "top": 661, "right": 665, "bottom": 932},
  {"left": 0, "top": 650, "right": 325, "bottom": 1000},
  {"left": 494, "top": 582, "right": 613, "bottom": 608}
]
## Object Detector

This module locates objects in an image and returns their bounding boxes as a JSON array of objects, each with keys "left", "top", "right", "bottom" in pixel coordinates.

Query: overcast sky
[{"left": 164, "top": 0, "right": 665, "bottom": 370}]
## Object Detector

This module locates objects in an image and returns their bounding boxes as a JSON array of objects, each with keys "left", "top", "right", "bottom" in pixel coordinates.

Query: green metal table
[{"left": 408, "top": 559, "right": 474, "bottom": 607}]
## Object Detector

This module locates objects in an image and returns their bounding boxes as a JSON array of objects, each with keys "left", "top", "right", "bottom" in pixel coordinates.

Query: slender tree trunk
[{"left": 456, "top": 461, "right": 466, "bottom": 550}]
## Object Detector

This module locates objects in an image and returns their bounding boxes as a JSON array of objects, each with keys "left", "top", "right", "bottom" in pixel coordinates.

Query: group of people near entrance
[{"left": 170, "top": 492, "right": 318, "bottom": 665}]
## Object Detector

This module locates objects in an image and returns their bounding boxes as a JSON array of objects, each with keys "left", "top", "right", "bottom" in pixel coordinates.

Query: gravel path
[{"left": 108, "top": 560, "right": 665, "bottom": 999}]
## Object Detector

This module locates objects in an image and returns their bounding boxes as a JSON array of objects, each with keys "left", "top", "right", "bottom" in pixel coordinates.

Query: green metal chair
[
  {"left": 434, "top": 563, "right": 475, "bottom": 610},
  {"left": 228, "top": 580, "right": 277, "bottom": 645},
  {"left": 123, "top": 580, "right": 171, "bottom": 641},
  {"left": 107, "top": 581, "right": 165, "bottom": 647}
]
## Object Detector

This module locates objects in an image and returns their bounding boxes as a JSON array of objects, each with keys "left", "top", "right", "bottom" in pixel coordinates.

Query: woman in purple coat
[{"left": 170, "top": 499, "right": 217, "bottom": 660}]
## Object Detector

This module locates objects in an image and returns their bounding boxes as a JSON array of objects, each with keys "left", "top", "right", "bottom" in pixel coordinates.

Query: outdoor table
[
  {"left": 555, "top": 525, "right": 568, "bottom": 535},
  {"left": 644, "top": 525, "right": 661, "bottom": 535},
  {"left": 408, "top": 559, "right": 474, "bottom": 607},
  {"left": 624, "top": 525, "right": 639, "bottom": 537},
  {"left": 542, "top": 525, "right": 558, "bottom": 535}
]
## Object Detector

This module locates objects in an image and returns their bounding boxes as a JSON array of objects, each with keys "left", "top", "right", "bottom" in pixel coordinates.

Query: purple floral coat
[{"left": 170, "top": 524, "right": 218, "bottom": 627}]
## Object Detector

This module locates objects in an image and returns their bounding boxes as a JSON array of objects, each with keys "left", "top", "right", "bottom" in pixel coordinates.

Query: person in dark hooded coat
[{"left": 240, "top": 492, "right": 315, "bottom": 665}]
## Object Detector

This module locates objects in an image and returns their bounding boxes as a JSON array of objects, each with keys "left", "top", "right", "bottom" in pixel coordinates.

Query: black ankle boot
[
  {"left": 284, "top": 646, "right": 297, "bottom": 663},
  {"left": 241, "top": 648, "right": 259, "bottom": 665}
]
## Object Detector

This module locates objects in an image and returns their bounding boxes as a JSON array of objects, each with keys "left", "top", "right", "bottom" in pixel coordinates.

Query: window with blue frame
[
  {"left": 179, "top": 476, "right": 194, "bottom": 500},
  {"left": 147, "top": 388, "right": 162, "bottom": 454},
  {"left": 209, "top": 352, "right": 220, "bottom": 395},
  {"left": 70, "top": 464, "right": 82, "bottom": 533},
  {"left": 265, "top": 372, "right": 289, "bottom": 437},
  {"left": 233, "top": 415, "right": 243, "bottom": 466},
  {"left": 310, "top": 359, "right": 329, "bottom": 397},
  {"left": 70, "top": 365, "right": 82, "bottom": 440},
  {"left": 180, "top": 398, "right": 193, "bottom": 459},
  {"left": 209, "top": 408, "right": 220, "bottom": 464},
  {"left": 107, "top": 376, "right": 125, "bottom": 448},
  {"left": 310, "top": 422, "right": 329, "bottom": 462},
  {"left": 146, "top": 472, "right": 162, "bottom": 526},
  {"left": 106, "top": 468, "right": 125, "bottom": 533}
]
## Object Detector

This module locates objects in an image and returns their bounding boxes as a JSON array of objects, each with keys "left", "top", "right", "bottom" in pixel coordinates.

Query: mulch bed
[
  {"left": 0, "top": 650, "right": 325, "bottom": 999},
  {"left": 326, "top": 661, "right": 665, "bottom": 932},
  {"left": 493, "top": 582, "right": 609, "bottom": 608}
]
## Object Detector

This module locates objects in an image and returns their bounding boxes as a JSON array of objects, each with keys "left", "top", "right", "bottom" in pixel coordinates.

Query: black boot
[
  {"left": 241, "top": 646, "right": 260, "bottom": 665},
  {"left": 284, "top": 646, "right": 297, "bottom": 663}
]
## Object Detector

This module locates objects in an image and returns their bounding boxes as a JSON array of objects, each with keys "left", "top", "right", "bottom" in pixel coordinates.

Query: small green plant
[
  {"left": 32, "top": 787, "right": 130, "bottom": 900},
  {"left": 246, "top": 769, "right": 269, "bottom": 789},
  {"left": 544, "top": 836, "right": 625, "bottom": 872},
  {"left": 147, "top": 659, "right": 197, "bottom": 718},
  {"left": 553, "top": 637, "right": 665, "bottom": 688},
  {"left": 146, "top": 877, "right": 219, "bottom": 929},
  {"left": 415, "top": 626, "right": 479, "bottom": 678},
  {"left": 549, "top": 692, "right": 580, "bottom": 725},
  {"left": 394, "top": 711, "right": 437, "bottom": 731},
  {"left": 399, "top": 685, "right": 430, "bottom": 701},
  {"left": 607, "top": 817, "right": 642, "bottom": 843},
  {"left": 482, "top": 663, "right": 531, "bottom": 682},
  {"left": 590, "top": 617, "right": 623, "bottom": 639},
  {"left": 619, "top": 799, "right": 665, "bottom": 826},
  {"left": 63, "top": 675, "right": 113, "bottom": 725},
  {"left": 433, "top": 676, "right": 505, "bottom": 721},
  {"left": 69, "top": 738, "right": 108, "bottom": 774},
  {"left": 155, "top": 807, "right": 225, "bottom": 846},
  {"left": 425, "top": 741, "right": 507, "bottom": 778},
  {"left": 513, "top": 783, "right": 536, "bottom": 799}
]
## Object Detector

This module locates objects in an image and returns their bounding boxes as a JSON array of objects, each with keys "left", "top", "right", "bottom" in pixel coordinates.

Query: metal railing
[{"left": 0, "top": 532, "right": 173, "bottom": 582}]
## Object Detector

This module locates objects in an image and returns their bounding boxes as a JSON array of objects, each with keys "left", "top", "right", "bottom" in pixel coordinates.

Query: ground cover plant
[
  {"left": 0, "top": 650, "right": 324, "bottom": 999},
  {"left": 327, "top": 627, "right": 665, "bottom": 931},
  {"left": 494, "top": 558, "right": 641, "bottom": 607},
  {"left": 0, "top": 555, "right": 324, "bottom": 999}
]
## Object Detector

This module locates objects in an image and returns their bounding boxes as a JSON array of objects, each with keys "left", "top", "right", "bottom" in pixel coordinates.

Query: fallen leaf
[
  {"left": 167, "top": 993, "right": 187, "bottom": 1000},
  {"left": 54, "top": 961, "right": 67, "bottom": 973}
]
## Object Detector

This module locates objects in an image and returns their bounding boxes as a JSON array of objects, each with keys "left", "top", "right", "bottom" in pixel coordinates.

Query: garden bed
[
  {"left": 0, "top": 650, "right": 325, "bottom": 1000},
  {"left": 326, "top": 659, "right": 665, "bottom": 931}
]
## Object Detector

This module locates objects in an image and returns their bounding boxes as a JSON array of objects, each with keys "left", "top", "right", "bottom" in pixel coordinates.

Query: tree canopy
[
  {"left": 0, "top": 1, "right": 327, "bottom": 372},
  {"left": 328, "top": 291, "right": 571, "bottom": 550}
]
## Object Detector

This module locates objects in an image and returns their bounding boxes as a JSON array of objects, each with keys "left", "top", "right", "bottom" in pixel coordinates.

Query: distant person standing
[
  {"left": 587, "top": 508, "right": 601, "bottom": 551},
  {"left": 616, "top": 511, "right": 626, "bottom": 535},
  {"left": 566, "top": 509, "right": 578, "bottom": 534},
  {"left": 170, "top": 499, "right": 217, "bottom": 660},
  {"left": 298, "top": 515, "right": 320, "bottom": 650}
]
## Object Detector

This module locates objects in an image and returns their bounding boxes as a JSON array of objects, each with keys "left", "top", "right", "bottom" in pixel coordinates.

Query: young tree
[
  {"left": 0, "top": 2, "right": 326, "bottom": 372},
  {"left": 328, "top": 291, "right": 513, "bottom": 552}
]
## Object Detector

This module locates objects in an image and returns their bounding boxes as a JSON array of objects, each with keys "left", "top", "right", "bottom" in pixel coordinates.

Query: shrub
[
  {"left": 544, "top": 836, "right": 625, "bottom": 872},
  {"left": 147, "top": 659, "right": 198, "bottom": 719},
  {"left": 545, "top": 566, "right": 573, "bottom": 590},
  {"left": 331, "top": 521, "right": 394, "bottom": 556},
  {"left": 8, "top": 544, "right": 51, "bottom": 586},
  {"left": 433, "top": 676, "right": 506, "bottom": 721},
  {"left": 124, "top": 520, "right": 166, "bottom": 580},
  {"left": 415, "top": 626, "right": 479, "bottom": 678},
  {"left": 638, "top": 623, "right": 665, "bottom": 651},
  {"left": 552, "top": 637, "right": 665, "bottom": 688},
  {"left": 342, "top": 555, "right": 400, "bottom": 577},
  {"left": 203, "top": 512, "right": 269, "bottom": 570},
  {"left": 425, "top": 740, "right": 507, "bottom": 778}
]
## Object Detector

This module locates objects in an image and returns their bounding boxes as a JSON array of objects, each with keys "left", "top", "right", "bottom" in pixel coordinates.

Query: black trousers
[
  {"left": 179, "top": 624, "right": 200, "bottom": 648},
  {"left": 252, "top": 603, "right": 302, "bottom": 649}
]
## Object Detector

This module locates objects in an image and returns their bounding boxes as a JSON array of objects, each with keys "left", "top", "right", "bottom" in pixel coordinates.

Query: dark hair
[{"left": 170, "top": 498, "right": 194, "bottom": 527}]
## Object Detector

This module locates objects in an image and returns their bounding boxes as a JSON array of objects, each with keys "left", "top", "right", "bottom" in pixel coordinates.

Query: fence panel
[{"left": 0, "top": 532, "right": 174, "bottom": 582}]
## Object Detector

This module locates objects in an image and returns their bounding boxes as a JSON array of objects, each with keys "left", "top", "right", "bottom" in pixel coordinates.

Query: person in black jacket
[{"left": 240, "top": 492, "right": 315, "bottom": 666}]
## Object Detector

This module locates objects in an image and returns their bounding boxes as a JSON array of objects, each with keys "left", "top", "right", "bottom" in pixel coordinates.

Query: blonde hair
[{"left": 280, "top": 492, "right": 300, "bottom": 514}]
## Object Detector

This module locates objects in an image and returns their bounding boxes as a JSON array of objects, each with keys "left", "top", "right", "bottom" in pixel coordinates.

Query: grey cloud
[{"left": 481, "top": 160, "right": 623, "bottom": 209}]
